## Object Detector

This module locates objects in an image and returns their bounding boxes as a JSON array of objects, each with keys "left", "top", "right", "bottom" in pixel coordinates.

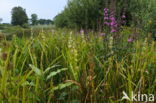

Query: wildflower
[
  {"left": 68, "top": 35, "right": 78, "bottom": 68},
  {"left": 104, "top": 8, "right": 110, "bottom": 26},
  {"left": 104, "top": 17, "right": 109, "bottom": 20},
  {"left": 103, "top": 8, "right": 119, "bottom": 33},
  {"left": 122, "top": 15, "right": 126, "bottom": 19},
  {"left": 80, "top": 29, "right": 84, "bottom": 35},
  {"left": 109, "top": 11, "right": 118, "bottom": 33},
  {"left": 109, "top": 36, "right": 114, "bottom": 54},
  {"left": 110, "top": 17, "right": 115, "bottom": 21},
  {"left": 70, "top": 31, "right": 73, "bottom": 35},
  {"left": 121, "top": 12, "right": 126, "bottom": 25},
  {"left": 80, "top": 29, "right": 86, "bottom": 44},
  {"left": 110, "top": 21, "right": 116, "bottom": 26},
  {"left": 128, "top": 38, "right": 133, "bottom": 43},
  {"left": 104, "top": 22, "right": 110, "bottom": 26},
  {"left": 109, "top": 36, "right": 113, "bottom": 49},
  {"left": 142, "top": 38, "right": 147, "bottom": 52},
  {"left": 68, "top": 35, "right": 73, "bottom": 49},
  {"left": 103, "top": 8, "right": 128, "bottom": 33},
  {"left": 104, "top": 8, "right": 109, "bottom": 11}
]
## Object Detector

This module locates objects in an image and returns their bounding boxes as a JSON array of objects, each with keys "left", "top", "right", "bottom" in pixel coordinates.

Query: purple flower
[
  {"left": 110, "top": 21, "right": 116, "bottom": 26},
  {"left": 104, "top": 17, "right": 109, "bottom": 20},
  {"left": 128, "top": 38, "right": 133, "bottom": 43},
  {"left": 100, "top": 33, "right": 106, "bottom": 36},
  {"left": 104, "top": 10, "right": 108, "bottom": 13},
  {"left": 104, "top": 8, "right": 109, "bottom": 11},
  {"left": 104, "top": 13, "right": 108, "bottom": 16},
  {"left": 103, "top": 8, "right": 119, "bottom": 33},
  {"left": 110, "top": 17, "right": 115, "bottom": 21},
  {"left": 104, "top": 22, "right": 110, "bottom": 26},
  {"left": 122, "top": 15, "right": 126, "bottom": 19}
]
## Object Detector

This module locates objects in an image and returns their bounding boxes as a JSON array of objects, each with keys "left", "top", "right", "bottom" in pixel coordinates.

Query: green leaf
[
  {"left": 29, "top": 64, "right": 42, "bottom": 76},
  {"left": 46, "top": 68, "right": 68, "bottom": 80},
  {"left": 44, "top": 65, "right": 60, "bottom": 74},
  {"left": 51, "top": 82, "right": 73, "bottom": 92}
]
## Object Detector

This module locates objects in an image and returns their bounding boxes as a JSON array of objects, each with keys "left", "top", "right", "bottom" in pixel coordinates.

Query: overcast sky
[{"left": 0, "top": 0, "right": 67, "bottom": 23}]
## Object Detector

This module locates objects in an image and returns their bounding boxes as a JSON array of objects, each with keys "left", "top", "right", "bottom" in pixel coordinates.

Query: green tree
[
  {"left": 54, "top": 0, "right": 156, "bottom": 32},
  {"left": 38, "top": 19, "right": 53, "bottom": 25},
  {"left": 54, "top": 12, "right": 68, "bottom": 28},
  {"left": 11, "top": 6, "right": 28, "bottom": 26},
  {"left": 54, "top": 0, "right": 107, "bottom": 30},
  {"left": 31, "top": 14, "right": 38, "bottom": 25}
]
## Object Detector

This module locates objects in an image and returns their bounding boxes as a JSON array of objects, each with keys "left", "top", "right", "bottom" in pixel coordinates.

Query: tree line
[
  {"left": 11, "top": 6, "right": 53, "bottom": 27},
  {"left": 53, "top": 0, "right": 156, "bottom": 33},
  {"left": 1, "top": 0, "right": 156, "bottom": 34}
]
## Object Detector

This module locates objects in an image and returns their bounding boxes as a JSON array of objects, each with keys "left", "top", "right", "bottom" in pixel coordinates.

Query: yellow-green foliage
[{"left": 0, "top": 29, "right": 155, "bottom": 103}]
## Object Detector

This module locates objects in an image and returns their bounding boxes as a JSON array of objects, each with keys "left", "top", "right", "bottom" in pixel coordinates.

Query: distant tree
[
  {"left": 31, "top": 14, "right": 38, "bottom": 25},
  {"left": 0, "top": 18, "right": 2, "bottom": 24},
  {"left": 11, "top": 6, "right": 28, "bottom": 26},
  {"left": 38, "top": 19, "right": 45, "bottom": 25},
  {"left": 46, "top": 19, "right": 53, "bottom": 25},
  {"left": 38, "top": 19, "right": 53, "bottom": 25}
]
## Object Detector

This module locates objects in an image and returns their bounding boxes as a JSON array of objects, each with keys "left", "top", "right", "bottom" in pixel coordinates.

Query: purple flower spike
[
  {"left": 103, "top": 8, "right": 119, "bottom": 33},
  {"left": 110, "top": 22, "right": 116, "bottom": 26},
  {"left": 128, "top": 38, "right": 133, "bottom": 43},
  {"left": 104, "top": 10, "right": 108, "bottom": 13},
  {"left": 104, "top": 8, "right": 109, "bottom": 11}
]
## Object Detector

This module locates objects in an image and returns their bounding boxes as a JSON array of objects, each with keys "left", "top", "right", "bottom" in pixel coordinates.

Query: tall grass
[{"left": 0, "top": 28, "right": 155, "bottom": 103}]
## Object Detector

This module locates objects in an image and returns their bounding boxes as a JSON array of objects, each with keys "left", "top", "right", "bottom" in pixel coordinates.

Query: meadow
[
  {"left": 0, "top": 27, "right": 155, "bottom": 103},
  {"left": 0, "top": 0, "right": 156, "bottom": 102}
]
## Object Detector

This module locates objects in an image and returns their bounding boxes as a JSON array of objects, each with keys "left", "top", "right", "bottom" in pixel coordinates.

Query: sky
[{"left": 0, "top": 0, "right": 67, "bottom": 23}]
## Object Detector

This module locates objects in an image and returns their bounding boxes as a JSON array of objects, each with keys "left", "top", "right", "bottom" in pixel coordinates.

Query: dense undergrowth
[{"left": 0, "top": 28, "right": 156, "bottom": 103}]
